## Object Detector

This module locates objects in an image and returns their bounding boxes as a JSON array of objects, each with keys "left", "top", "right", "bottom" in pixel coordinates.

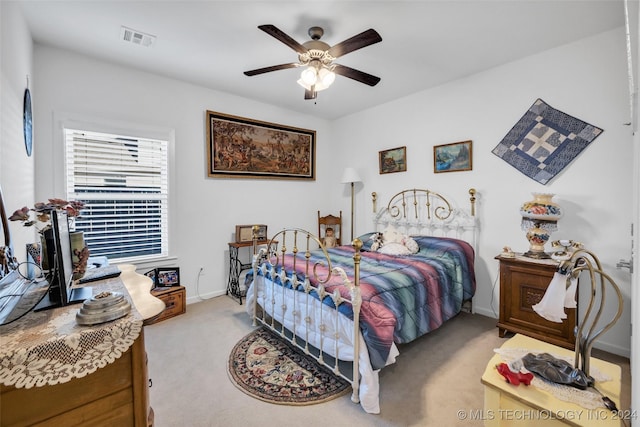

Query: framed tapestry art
[
  {"left": 379, "top": 146, "right": 407, "bottom": 174},
  {"left": 206, "top": 111, "right": 316, "bottom": 180},
  {"left": 492, "top": 99, "right": 603, "bottom": 185},
  {"left": 434, "top": 140, "right": 472, "bottom": 173}
]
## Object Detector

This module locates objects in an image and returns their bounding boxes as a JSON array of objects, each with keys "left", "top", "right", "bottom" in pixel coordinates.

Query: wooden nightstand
[
  {"left": 146, "top": 286, "right": 186, "bottom": 324},
  {"left": 496, "top": 254, "right": 577, "bottom": 349}
]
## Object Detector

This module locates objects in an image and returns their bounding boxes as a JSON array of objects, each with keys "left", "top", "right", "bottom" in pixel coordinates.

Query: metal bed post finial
[
  {"left": 469, "top": 188, "right": 476, "bottom": 217},
  {"left": 372, "top": 192, "right": 377, "bottom": 213},
  {"left": 251, "top": 225, "right": 259, "bottom": 255}
]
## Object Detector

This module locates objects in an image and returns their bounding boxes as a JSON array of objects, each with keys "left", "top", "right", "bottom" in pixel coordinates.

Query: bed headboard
[{"left": 372, "top": 188, "right": 477, "bottom": 248}]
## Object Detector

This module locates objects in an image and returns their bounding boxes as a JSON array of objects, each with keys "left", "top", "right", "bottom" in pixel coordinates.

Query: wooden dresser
[
  {"left": 0, "top": 265, "right": 164, "bottom": 427},
  {"left": 496, "top": 254, "right": 577, "bottom": 349}
]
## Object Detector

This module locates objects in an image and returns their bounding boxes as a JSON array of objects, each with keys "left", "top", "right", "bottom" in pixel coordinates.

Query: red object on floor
[{"left": 496, "top": 363, "right": 533, "bottom": 386}]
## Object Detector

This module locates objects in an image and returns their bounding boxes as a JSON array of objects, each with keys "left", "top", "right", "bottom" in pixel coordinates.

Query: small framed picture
[
  {"left": 156, "top": 267, "right": 180, "bottom": 287},
  {"left": 379, "top": 146, "right": 407, "bottom": 174},
  {"left": 434, "top": 140, "right": 473, "bottom": 173},
  {"left": 144, "top": 269, "right": 156, "bottom": 285},
  {"left": 145, "top": 267, "right": 180, "bottom": 288}
]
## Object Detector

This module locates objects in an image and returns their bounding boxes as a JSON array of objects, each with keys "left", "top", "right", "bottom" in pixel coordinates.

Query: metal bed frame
[{"left": 249, "top": 187, "right": 477, "bottom": 410}]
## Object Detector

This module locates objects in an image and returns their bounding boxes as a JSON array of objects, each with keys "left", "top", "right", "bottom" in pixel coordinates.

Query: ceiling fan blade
[
  {"left": 304, "top": 88, "right": 317, "bottom": 100},
  {"left": 327, "top": 29, "right": 382, "bottom": 58},
  {"left": 333, "top": 64, "right": 381, "bottom": 86},
  {"left": 258, "top": 25, "right": 308, "bottom": 54},
  {"left": 244, "top": 63, "right": 300, "bottom": 76}
]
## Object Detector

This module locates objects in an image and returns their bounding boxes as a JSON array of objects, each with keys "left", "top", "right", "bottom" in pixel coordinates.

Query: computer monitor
[{"left": 34, "top": 210, "right": 92, "bottom": 311}]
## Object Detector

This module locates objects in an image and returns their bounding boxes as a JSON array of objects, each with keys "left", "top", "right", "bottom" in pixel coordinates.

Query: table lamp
[
  {"left": 532, "top": 246, "right": 624, "bottom": 381},
  {"left": 520, "top": 193, "right": 562, "bottom": 259}
]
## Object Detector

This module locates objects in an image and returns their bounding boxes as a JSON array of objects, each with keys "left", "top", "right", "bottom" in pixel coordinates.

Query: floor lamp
[{"left": 341, "top": 167, "right": 361, "bottom": 242}]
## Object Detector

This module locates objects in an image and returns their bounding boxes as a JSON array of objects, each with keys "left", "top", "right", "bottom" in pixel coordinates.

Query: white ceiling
[{"left": 17, "top": 1, "right": 625, "bottom": 120}]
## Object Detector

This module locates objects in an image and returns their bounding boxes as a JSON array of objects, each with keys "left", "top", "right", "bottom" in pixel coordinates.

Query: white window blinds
[{"left": 64, "top": 128, "right": 169, "bottom": 261}]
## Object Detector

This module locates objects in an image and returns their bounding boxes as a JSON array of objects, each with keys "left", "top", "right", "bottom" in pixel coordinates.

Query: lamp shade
[
  {"left": 341, "top": 167, "right": 361, "bottom": 184},
  {"left": 531, "top": 272, "right": 570, "bottom": 323},
  {"left": 300, "top": 67, "right": 317, "bottom": 86},
  {"left": 318, "top": 67, "right": 335, "bottom": 86}
]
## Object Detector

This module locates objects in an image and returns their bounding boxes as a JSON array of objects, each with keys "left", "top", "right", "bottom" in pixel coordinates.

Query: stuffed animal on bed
[
  {"left": 375, "top": 226, "right": 419, "bottom": 256},
  {"left": 369, "top": 232, "right": 384, "bottom": 252}
]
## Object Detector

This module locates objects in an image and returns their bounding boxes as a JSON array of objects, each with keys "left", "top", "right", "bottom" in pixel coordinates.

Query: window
[{"left": 64, "top": 128, "right": 169, "bottom": 262}]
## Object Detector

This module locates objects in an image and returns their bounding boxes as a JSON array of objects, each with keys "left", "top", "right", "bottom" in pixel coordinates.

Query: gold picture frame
[
  {"left": 378, "top": 146, "right": 407, "bottom": 174},
  {"left": 206, "top": 110, "right": 316, "bottom": 180},
  {"left": 434, "top": 140, "right": 473, "bottom": 173}
]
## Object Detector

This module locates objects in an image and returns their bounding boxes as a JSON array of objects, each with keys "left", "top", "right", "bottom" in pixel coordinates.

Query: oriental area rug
[{"left": 227, "top": 327, "right": 350, "bottom": 405}]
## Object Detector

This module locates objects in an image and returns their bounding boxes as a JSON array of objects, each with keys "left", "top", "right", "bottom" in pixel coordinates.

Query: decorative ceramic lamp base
[
  {"left": 520, "top": 193, "right": 562, "bottom": 260},
  {"left": 523, "top": 223, "right": 552, "bottom": 259}
]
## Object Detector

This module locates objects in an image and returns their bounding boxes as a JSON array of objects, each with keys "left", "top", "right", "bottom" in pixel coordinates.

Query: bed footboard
[{"left": 250, "top": 228, "right": 363, "bottom": 404}]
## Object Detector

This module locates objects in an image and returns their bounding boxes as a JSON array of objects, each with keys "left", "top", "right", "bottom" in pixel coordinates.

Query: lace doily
[
  {"left": 0, "top": 278, "right": 143, "bottom": 389},
  {"left": 494, "top": 347, "right": 612, "bottom": 409}
]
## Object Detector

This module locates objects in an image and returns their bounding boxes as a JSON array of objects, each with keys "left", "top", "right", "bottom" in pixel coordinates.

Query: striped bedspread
[{"left": 255, "top": 236, "right": 475, "bottom": 371}]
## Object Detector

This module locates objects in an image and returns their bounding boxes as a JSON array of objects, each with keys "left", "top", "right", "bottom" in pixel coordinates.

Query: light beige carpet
[{"left": 144, "top": 296, "right": 630, "bottom": 427}]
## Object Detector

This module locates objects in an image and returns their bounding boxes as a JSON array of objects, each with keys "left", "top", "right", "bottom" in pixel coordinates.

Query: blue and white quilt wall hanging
[{"left": 492, "top": 99, "right": 603, "bottom": 185}]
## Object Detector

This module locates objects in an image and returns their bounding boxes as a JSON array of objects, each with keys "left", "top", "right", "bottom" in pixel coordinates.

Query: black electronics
[
  {"left": 34, "top": 210, "right": 92, "bottom": 311},
  {"left": 78, "top": 266, "right": 121, "bottom": 284}
]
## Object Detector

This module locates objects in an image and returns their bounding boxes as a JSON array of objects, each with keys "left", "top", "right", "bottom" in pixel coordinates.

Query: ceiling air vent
[{"left": 120, "top": 26, "right": 156, "bottom": 47}]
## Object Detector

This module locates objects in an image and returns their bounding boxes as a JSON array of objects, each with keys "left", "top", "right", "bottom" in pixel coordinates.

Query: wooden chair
[{"left": 318, "top": 211, "right": 342, "bottom": 247}]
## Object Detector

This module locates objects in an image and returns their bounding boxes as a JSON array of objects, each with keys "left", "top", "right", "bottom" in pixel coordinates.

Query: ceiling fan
[{"left": 244, "top": 25, "right": 382, "bottom": 100}]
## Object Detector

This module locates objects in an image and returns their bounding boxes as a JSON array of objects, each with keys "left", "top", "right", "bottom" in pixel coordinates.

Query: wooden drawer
[
  {"left": 148, "top": 286, "right": 186, "bottom": 324},
  {"left": 1, "top": 333, "right": 149, "bottom": 427}
]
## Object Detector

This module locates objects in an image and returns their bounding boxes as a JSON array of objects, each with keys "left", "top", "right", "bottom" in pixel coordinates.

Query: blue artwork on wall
[{"left": 492, "top": 99, "right": 603, "bottom": 185}]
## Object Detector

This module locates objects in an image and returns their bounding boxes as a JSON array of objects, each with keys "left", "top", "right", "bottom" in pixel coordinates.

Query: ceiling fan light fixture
[
  {"left": 300, "top": 66, "right": 318, "bottom": 85},
  {"left": 296, "top": 78, "right": 312, "bottom": 90},
  {"left": 318, "top": 67, "right": 335, "bottom": 87},
  {"left": 245, "top": 25, "right": 381, "bottom": 99}
]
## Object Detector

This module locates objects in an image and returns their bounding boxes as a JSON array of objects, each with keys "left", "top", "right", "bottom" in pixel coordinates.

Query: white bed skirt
[{"left": 246, "top": 275, "right": 400, "bottom": 414}]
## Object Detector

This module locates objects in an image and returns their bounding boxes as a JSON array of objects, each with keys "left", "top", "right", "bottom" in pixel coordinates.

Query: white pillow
[
  {"left": 377, "top": 242, "right": 412, "bottom": 256},
  {"left": 379, "top": 225, "right": 419, "bottom": 255},
  {"left": 403, "top": 236, "right": 419, "bottom": 254},
  {"left": 382, "top": 225, "right": 403, "bottom": 244}
]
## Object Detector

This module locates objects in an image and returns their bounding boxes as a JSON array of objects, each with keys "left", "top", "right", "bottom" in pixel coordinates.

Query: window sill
[{"left": 114, "top": 256, "right": 179, "bottom": 271}]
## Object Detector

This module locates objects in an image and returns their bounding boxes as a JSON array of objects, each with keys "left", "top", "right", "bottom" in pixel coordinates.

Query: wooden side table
[
  {"left": 496, "top": 254, "right": 577, "bottom": 349},
  {"left": 481, "top": 334, "right": 622, "bottom": 427},
  {"left": 146, "top": 286, "right": 186, "bottom": 324},
  {"left": 227, "top": 240, "right": 276, "bottom": 305}
]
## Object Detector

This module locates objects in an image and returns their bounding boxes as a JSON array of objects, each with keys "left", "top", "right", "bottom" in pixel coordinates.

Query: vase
[
  {"left": 70, "top": 231, "right": 90, "bottom": 280},
  {"left": 520, "top": 193, "right": 562, "bottom": 259}
]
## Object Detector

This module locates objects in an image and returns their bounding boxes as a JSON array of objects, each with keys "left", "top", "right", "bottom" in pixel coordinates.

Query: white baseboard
[
  {"left": 471, "top": 306, "right": 630, "bottom": 358},
  {"left": 472, "top": 306, "right": 498, "bottom": 319},
  {"left": 593, "top": 340, "right": 631, "bottom": 358},
  {"left": 186, "top": 289, "right": 226, "bottom": 305}
]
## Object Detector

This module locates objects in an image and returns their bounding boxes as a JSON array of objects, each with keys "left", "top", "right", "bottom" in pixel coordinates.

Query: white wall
[
  {"left": 31, "top": 45, "right": 335, "bottom": 302},
  {"left": 0, "top": 1, "right": 35, "bottom": 260},
  {"left": 3, "top": 9, "right": 631, "bottom": 357},
  {"left": 333, "top": 27, "right": 633, "bottom": 356}
]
